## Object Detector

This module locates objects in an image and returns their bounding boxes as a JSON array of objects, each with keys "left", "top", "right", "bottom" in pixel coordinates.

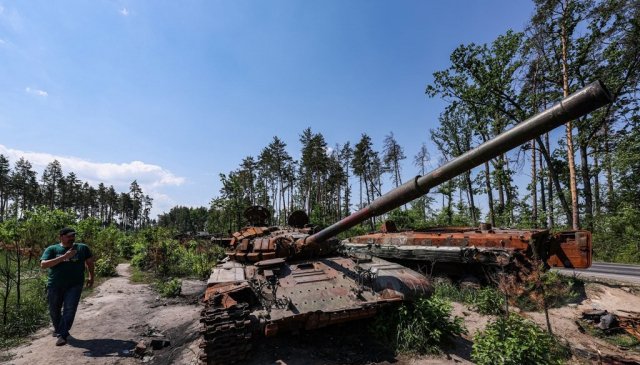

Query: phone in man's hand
[{"left": 71, "top": 243, "right": 78, "bottom": 251}]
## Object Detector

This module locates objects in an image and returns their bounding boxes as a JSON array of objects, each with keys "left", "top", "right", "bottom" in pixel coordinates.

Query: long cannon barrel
[{"left": 306, "top": 80, "right": 612, "bottom": 244}]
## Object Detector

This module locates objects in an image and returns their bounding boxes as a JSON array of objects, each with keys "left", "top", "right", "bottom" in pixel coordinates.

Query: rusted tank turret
[{"left": 199, "top": 80, "right": 612, "bottom": 365}]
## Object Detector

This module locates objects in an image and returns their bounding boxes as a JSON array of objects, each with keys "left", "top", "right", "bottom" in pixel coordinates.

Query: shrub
[
  {"left": 157, "top": 278, "right": 182, "bottom": 298},
  {"left": 116, "top": 234, "right": 135, "bottom": 259},
  {"left": 371, "top": 296, "right": 467, "bottom": 355},
  {"left": 475, "top": 287, "right": 505, "bottom": 315},
  {"left": 472, "top": 314, "right": 568, "bottom": 365},
  {"left": 95, "top": 255, "right": 117, "bottom": 277}
]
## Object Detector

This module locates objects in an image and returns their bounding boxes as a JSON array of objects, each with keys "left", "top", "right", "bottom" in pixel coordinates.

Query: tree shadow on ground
[
  {"left": 247, "top": 319, "right": 399, "bottom": 365},
  {"left": 67, "top": 337, "right": 137, "bottom": 357},
  {"left": 449, "top": 336, "right": 474, "bottom": 362}
]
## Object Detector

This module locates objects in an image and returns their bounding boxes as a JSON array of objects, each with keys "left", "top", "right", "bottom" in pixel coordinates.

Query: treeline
[
  {"left": 158, "top": 0, "right": 639, "bottom": 263},
  {"left": 0, "top": 156, "right": 154, "bottom": 230}
]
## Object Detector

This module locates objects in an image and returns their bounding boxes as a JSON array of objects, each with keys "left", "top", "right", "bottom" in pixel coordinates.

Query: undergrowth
[
  {"left": 472, "top": 314, "right": 570, "bottom": 365},
  {"left": 371, "top": 296, "right": 467, "bottom": 355},
  {"left": 157, "top": 278, "right": 182, "bottom": 298},
  {"left": 433, "top": 283, "right": 505, "bottom": 315}
]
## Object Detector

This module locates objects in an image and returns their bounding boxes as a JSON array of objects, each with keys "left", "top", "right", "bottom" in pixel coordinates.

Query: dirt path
[
  {"left": 6, "top": 264, "right": 205, "bottom": 365},
  {"left": 5, "top": 265, "right": 638, "bottom": 365}
]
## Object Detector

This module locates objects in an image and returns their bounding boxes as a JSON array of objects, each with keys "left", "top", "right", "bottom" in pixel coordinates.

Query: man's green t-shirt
[{"left": 40, "top": 243, "right": 93, "bottom": 288}]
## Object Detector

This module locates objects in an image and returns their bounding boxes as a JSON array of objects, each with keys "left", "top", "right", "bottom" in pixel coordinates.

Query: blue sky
[{"left": 0, "top": 1, "right": 536, "bottom": 218}]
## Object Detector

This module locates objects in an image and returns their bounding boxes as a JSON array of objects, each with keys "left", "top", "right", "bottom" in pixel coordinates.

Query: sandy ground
[
  {"left": 5, "top": 264, "right": 205, "bottom": 365},
  {"left": 4, "top": 264, "right": 639, "bottom": 365}
]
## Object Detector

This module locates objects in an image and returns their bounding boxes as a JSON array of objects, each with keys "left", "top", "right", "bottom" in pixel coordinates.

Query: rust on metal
[{"left": 342, "top": 226, "right": 591, "bottom": 269}]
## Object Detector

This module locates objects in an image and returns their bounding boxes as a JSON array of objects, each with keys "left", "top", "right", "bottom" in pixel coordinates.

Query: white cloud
[
  {"left": 325, "top": 146, "right": 334, "bottom": 156},
  {"left": 0, "top": 145, "right": 185, "bottom": 216},
  {"left": 0, "top": 5, "right": 4, "bottom": 13},
  {"left": 0, "top": 39, "right": 4, "bottom": 44},
  {"left": 120, "top": 8, "right": 129, "bottom": 16},
  {"left": 25, "top": 87, "right": 48, "bottom": 97}
]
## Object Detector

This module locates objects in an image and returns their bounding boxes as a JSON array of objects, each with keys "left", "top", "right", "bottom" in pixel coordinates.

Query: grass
[
  {"left": 129, "top": 267, "right": 154, "bottom": 284},
  {"left": 433, "top": 283, "right": 506, "bottom": 315}
]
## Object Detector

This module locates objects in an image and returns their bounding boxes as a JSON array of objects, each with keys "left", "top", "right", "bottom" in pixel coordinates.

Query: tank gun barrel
[{"left": 306, "top": 80, "right": 612, "bottom": 244}]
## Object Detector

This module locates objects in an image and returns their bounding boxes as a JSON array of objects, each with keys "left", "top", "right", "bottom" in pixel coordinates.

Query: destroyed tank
[
  {"left": 199, "top": 206, "right": 432, "bottom": 365},
  {"left": 341, "top": 223, "right": 592, "bottom": 285},
  {"left": 199, "top": 80, "right": 612, "bottom": 365},
  {"left": 336, "top": 81, "right": 611, "bottom": 284}
]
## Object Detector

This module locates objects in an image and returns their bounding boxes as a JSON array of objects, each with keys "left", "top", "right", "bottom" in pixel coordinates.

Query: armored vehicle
[
  {"left": 199, "top": 80, "right": 612, "bottom": 365},
  {"left": 199, "top": 206, "right": 432, "bottom": 365},
  {"left": 341, "top": 223, "right": 592, "bottom": 285}
]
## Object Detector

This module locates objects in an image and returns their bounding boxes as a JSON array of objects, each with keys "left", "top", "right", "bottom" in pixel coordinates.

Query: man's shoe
[
  {"left": 52, "top": 333, "right": 59, "bottom": 338},
  {"left": 55, "top": 337, "right": 66, "bottom": 346}
]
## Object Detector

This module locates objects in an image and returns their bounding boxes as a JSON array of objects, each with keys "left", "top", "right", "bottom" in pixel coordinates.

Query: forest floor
[{"left": 3, "top": 264, "right": 639, "bottom": 365}]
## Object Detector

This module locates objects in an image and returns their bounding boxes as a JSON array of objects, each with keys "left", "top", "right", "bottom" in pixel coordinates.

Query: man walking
[{"left": 40, "top": 227, "right": 95, "bottom": 346}]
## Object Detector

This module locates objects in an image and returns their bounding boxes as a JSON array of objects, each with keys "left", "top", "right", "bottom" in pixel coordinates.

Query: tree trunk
[
  {"left": 580, "top": 142, "right": 593, "bottom": 231},
  {"left": 561, "top": 0, "right": 579, "bottom": 229},
  {"left": 532, "top": 140, "right": 538, "bottom": 228},
  {"left": 484, "top": 162, "right": 495, "bottom": 227},
  {"left": 546, "top": 133, "right": 554, "bottom": 229},
  {"left": 536, "top": 137, "right": 573, "bottom": 227},
  {"left": 497, "top": 156, "right": 505, "bottom": 223},
  {"left": 506, "top": 158, "right": 514, "bottom": 225},
  {"left": 465, "top": 171, "right": 477, "bottom": 225},
  {"left": 539, "top": 144, "right": 547, "bottom": 228},
  {"left": 604, "top": 124, "right": 613, "bottom": 206},
  {"left": 594, "top": 152, "right": 600, "bottom": 215}
]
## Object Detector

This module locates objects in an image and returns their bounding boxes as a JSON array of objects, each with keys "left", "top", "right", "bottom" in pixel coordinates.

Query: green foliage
[
  {"left": 0, "top": 259, "right": 49, "bottom": 348},
  {"left": 371, "top": 296, "right": 467, "bottom": 355},
  {"left": 157, "top": 278, "right": 182, "bottom": 298},
  {"left": 308, "top": 204, "right": 325, "bottom": 227},
  {"left": 157, "top": 206, "right": 210, "bottom": 234},
  {"left": 387, "top": 208, "right": 420, "bottom": 230},
  {"left": 434, "top": 282, "right": 478, "bottom": 303},
  {"left": 130, "top": 267, "right": 153, "bottom": 283},
  {"left": 472, "top": 314, "right": 568, "bottom": 365},
  {"left": 475, "top": 287, "right": 506, "bottom": 315},
  {"left": 130, "top": 227, "right": 223, "bottom": 279},
  {"left": 73, "top": 217, "right": 101, "bottom": 245},
  {"left": 12, "top": 207, "right": 76, "bottom": 251},
  {"left": 593, "top": 202, "right": 640, "bottom": 264},
  {"left": 116, "top": 234, "right": 135, "bottom": 259},
  {"left": 95, "top": 255, "right": 117, "bottom": 277},
  {"left": 434, "top": 283, "right": 505, "bottom": 315}
]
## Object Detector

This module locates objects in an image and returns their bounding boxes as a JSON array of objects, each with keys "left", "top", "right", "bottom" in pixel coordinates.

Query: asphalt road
[{"left": 555, "top": 262, "right": 640, "bottom": 285}]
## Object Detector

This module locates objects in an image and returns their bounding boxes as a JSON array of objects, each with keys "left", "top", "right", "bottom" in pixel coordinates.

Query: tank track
[{"left": 199, "top": 293, "right": 253, "bottom": 365}]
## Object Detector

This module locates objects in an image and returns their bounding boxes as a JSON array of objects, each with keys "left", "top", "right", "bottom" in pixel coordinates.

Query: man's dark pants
[{"left": 47, "top": 285, "right": 82, "bottom": 339}]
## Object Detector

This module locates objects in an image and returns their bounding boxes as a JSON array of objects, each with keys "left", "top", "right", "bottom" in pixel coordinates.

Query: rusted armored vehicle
[
  {"left": 199, "top": 206, "right": 432, "bottom": 365},
  {"left": 199, "top": 80, "right": 612, "bottom": 365},
  {"left": 341, "top": 223, "right": 592, "bottom": 284}
]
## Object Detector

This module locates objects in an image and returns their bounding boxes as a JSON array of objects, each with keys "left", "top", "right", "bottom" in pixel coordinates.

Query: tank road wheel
[{"left": 199, "top": 293, "right": 253, "bottom": 365}]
